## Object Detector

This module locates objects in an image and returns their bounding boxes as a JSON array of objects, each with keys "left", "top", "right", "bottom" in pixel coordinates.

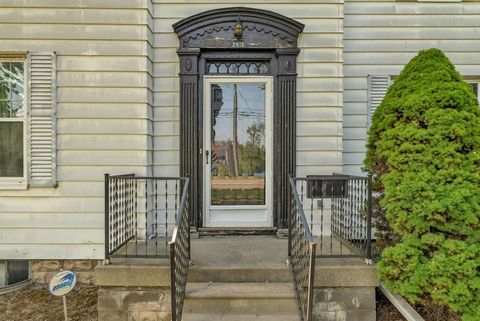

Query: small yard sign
[
  {"left": 49, "top": 270, "right": 76, "bottom": 296},
  {"left": 49, "top": 270, "right": 76, "bottom": 321}
]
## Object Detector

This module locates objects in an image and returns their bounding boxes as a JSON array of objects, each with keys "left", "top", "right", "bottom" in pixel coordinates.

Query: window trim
[
  {"left": 466, "top": 80, "right": 479, "bottom": 103},
  {"left": 0, "top": 58, "right": 28, "bottom": 190}
]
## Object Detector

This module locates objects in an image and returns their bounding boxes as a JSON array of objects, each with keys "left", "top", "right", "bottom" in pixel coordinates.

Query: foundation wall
[
  {"left": 31, "top": 259, "right": 100, "bottom": 285},
  {"left": 314, "top": 287, "right": 376, "bottom": 321}
]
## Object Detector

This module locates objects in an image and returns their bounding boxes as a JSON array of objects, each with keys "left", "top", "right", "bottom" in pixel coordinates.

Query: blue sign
[{"left": 49, "top": 270, "right": 76, "bottom": 296}]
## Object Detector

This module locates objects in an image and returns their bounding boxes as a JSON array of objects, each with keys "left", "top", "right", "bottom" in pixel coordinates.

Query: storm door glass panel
[{"left": 210, "top": 83, "right": 266, "bottom": 206}]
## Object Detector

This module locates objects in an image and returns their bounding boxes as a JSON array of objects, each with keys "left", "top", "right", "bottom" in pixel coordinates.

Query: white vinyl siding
[
  {"left": 343, "top": 0, "right": 480, "bottom": 175},
  {"left": 0, "top": 1, "right": 152, "bottom": 260},
  {"left": 151, "top": 0, "right": 344, "bottom": 178}
]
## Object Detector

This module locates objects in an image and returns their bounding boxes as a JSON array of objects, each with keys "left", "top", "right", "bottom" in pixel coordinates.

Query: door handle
[{"left": 205, "top": 150, "right": 210, "bottom": 164}]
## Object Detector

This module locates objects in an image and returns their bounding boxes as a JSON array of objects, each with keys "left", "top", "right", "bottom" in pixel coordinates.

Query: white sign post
[{"left": 49, "top": 270, "right": 77, "bottom": 321}]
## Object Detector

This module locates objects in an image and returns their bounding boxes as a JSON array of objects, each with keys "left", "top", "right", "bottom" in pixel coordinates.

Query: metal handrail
[
  {"left": 170, "top": 177, "right": 190, "bottom": 321},
  {"left": 288, "top": 177, "right": 316, "bottom": 321}
]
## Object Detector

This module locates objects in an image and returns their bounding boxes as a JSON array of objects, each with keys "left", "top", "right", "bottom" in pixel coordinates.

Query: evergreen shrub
[{"left": 364, "top": 48, "right": 480, "bottom": 320}]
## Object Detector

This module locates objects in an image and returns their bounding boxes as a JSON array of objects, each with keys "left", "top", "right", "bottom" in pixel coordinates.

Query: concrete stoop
[
  {"left": 95, "top": 239, "right": 379, "bottom": 321},
  {"left": 182, "top": 282, "right": 299, "bottom": 321}
]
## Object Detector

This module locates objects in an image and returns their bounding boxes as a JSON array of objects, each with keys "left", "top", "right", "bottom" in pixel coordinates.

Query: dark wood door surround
[{"left": 173, "top": 7, "right": 304, "bottom": 229}]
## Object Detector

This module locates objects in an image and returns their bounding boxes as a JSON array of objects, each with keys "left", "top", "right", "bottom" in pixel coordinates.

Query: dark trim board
[
  {"left": 198, "top": 227, "right": 277, "bottom": 237},
  {"left": 173, "top": 7, "right": 304, "bottom": 229}
]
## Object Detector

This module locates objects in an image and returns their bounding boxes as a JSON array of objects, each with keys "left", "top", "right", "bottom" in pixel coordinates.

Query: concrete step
[
  {"left": 188, "top": 266, "right": 291, "bottom": 282},
  {"left": 183, "top": 282, "right": 298, "bottom": 315},
  {"left": 183, "top": 313, "right": 299, "bottom": 321}
]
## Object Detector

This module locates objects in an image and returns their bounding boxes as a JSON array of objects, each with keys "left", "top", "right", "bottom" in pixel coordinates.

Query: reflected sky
[{"left": 212, "top": 83, "right": 265, "bottom": 144}]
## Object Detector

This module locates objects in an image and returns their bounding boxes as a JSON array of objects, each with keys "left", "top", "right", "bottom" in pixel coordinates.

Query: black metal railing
[
  {"left": 288, "top": 177, "right": 316, "bottom": 321},
  {"left": 105, "top": 174, "right": 187, "bottom": 258},
  {"left": 291, "top": 175, "right": 372, "bottom": 258},
  {"left": 170, "top": 177, "right": 190, "bottom": 321}
]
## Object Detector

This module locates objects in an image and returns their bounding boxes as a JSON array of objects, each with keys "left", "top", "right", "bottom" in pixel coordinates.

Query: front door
[{"left": 203, "top": 76, "right": 273, "bottom": 227}]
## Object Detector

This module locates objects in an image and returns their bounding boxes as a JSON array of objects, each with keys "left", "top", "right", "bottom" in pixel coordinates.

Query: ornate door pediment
[{"left": 173, "top": 7, "right": 304, "bottom": 49}]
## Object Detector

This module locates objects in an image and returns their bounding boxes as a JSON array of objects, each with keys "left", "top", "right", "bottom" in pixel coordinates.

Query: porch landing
[{"left": 97, "top": 235, "right": 376, "bottom": 286}]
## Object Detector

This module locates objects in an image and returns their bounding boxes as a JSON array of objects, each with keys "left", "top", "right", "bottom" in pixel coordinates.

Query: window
[
  {"left": 469, "top": 82, "right": 479, "bottom": 101},
  {"left": 0, "top": 61, "right": 26, "bottom": 186},
  {"left": 368, "top": 77, "right": 479, "bottom": 126}
]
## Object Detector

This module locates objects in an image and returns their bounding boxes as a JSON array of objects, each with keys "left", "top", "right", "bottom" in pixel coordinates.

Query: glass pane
[
  {"left": 0, "top": 101, "right": 8, "bottom": 117},
  {"left": 218, "top": 64, "right": 228, "bottom": 74},
  {"left": 11, "top": 100, "right": 24, "bottom": 117},
  {"left": 0, "top": 62, "right": 24, "bottom": 118},
  {"left": 248, "top": 64, "right": 258, "bottom": 74},
  {"left": 0, "top": 83, "right": 8, "bottom": 100},
  {"left": 10, "top": 63, "right": 24, "bottom": 103},
  {"left": 0, "top": 122, "right": 24, "bottom": 177},
  {"left": 0, "top": 62, "right": 8, "bottom": 81},
  {"left": 239, "top": 64, "right": 248, "bottom": 74},
  {"left": 228, "top": 64, "right": 237, "bottom": 74},
  {"left": 259, "top": 64, "right": 268, "bottom": 74},
  {"left": 210, "top": 83, "right": 266, "bottom": 206},
  {"left": 208, "top": 64, "right": 218, "bottom": 74},
  {"left": 470, "top": 83, "right": 478, "bottom": 99}
]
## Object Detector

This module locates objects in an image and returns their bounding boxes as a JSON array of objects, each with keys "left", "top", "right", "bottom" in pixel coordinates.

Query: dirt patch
[
  {"left": 376, "top": 288, "right": 406, "bottom": 321},
  {"left": 376, "top": 287, "right": 462, "bottom": 321},
  {"left": 0, "top": 284, "right": 97, "bottom": 321},
  {"left": 414, "top": 299, "right": 461, "bottom": 321}
]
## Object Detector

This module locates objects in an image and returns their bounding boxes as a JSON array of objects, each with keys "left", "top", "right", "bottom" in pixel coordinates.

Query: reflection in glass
[
  {"left": 208, "top": 64, "right": 218, "bottom": 74},
  {"left": 218, "top": 64, "right": 228, "bottom": 73},
  {"left": 210, "top": 83, "right": 266, "bottom": 206},
  {"left": 0, "top": 61, "right": 25, "bottom": 177},
  {"left": 0, "top": 62, "right": 24, "bottom": 118},
  {"left": 0, "top": 122, "right": 23, "bottom": 177},
  {"left": 228, "top": 64, "right": 237, "bottom": 74},
  {"left": 259, "top": 64, "right": 268, "bottom": 74},
  {"left": 239, "top": 64, "right": 248, "bottom": 74}
]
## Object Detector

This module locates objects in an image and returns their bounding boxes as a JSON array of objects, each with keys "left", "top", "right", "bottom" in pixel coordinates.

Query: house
[{"left": 0, "top": 0, "right": 479, "bottom": 320}]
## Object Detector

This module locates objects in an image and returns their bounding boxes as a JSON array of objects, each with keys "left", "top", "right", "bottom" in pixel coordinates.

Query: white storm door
[{"left": 203, "top": 76, "right": 273, "bottom": 227}]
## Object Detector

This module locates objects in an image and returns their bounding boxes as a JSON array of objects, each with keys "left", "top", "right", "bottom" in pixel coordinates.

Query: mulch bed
[
  {"left": 376, "top": 288, "right": 406, "bottom": 321},
  {"left": 376, "top": 287, "right": 462, "bottom": 321},
  {"left": 0, "top": 284, "right": 97, "bottom": 321},
  {"left": 414, "top": 299, "right": 461, "bottom": 321}
]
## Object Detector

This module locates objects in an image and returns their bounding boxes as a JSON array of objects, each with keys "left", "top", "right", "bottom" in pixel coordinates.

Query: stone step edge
[
  {"left": 182, "top": 313, "right": 300, "bottom": 321},
  {"left": 185, "top": 282, "right": 297, "bottom": 299}
]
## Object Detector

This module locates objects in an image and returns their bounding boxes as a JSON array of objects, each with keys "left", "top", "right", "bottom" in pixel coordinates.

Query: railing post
[
  {"left": 366, "top": 174, "right": 373, "bottom": 259},
  {"left": 170, "top": 242, "right": 177, "bottom": 321},
  {"left": 307, "top": 242, "right": 316, "bottom": 321},
  {"left": 104, "top": 173, "right": 110, "bottom": 259}
]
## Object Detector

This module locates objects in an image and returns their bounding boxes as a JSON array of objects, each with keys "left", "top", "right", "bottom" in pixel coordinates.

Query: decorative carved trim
[
  {"left": 185, "top": 58, "right": 192, "bottom": 71},
  {"left": 173, "top": 7, "right": 304, "bottom": 50}
]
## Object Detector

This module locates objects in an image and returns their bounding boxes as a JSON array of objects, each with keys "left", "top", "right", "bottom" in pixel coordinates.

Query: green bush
[{"left": 364, "top": 48, "right": 480, "bottom": 320}]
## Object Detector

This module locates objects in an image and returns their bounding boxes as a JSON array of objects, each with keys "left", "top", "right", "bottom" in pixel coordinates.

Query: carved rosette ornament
[
  {"left": 185, "top": 58, "right": 192, "bottom": 71},
  {"left": 285, "top": 59, "right": 292, "bottom": 72}
]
